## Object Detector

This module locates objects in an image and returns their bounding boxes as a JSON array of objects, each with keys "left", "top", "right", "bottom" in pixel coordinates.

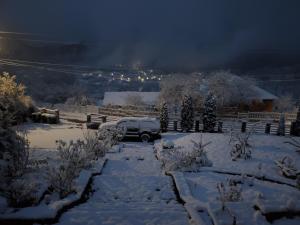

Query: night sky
[{"left": 0, "top": 0, "right": 300, "bottom": 70}]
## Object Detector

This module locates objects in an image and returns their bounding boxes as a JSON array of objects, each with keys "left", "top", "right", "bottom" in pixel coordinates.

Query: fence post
[
  {"left": 265, "top": 123, "right": 271, "bottom": 134},
  {"left": 174, "top": 121, "right": 178, "bottom": 131},
  {"left": 195, "top": 120, "right": 200, "bottom": 132},
  {"left": 87, "top": 114, "right": 91, "bottom": 123},
  {"left": 241, "top": 121, "right": 247, "bottom": 133},
  {"left": 218, "top": 121, "right": 223, "bottom": 133}
]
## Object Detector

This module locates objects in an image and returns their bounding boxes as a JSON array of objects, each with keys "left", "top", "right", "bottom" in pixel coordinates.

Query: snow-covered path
[{"left": 55, "top": 143, "right": 190, "bottom": 225}]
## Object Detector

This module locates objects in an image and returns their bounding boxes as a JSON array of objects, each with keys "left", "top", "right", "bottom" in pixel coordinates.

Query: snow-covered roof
[
  {"left": 103, "top": 92, "right": 160, "bottom": 106},
  {"left": 248, "top": 85, "right": 278, "bottom": 100}
]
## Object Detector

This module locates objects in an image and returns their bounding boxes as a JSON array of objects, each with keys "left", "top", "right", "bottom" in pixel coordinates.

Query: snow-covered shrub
[
  {"left": 217, "top": 179, "right": 242, "bottom": 208},
  {"left": 228, "top": 124, "right": 256, "bottom": 161},
  {"left": 275, "top": 156, "right": 298, "bottom": 179},
  {"left": 47, "top": 164, "right": 77, "bottom": 198},
  {"left": 159, "top": 137, "right": 212, "bottom": 171},
  {"left": 203, "top": 93, "right": 217, "bottom": 132},
  {"left": 284, "top": 137, "right": 300, "bottom": 154},
  {"left": 161, "top": 139, "right": 175, "bottom": 149},
  {"left": 4, "top": 179, "right": 38, "bottom": 208},
  {"left": 0, "top": 108, "right": 29, "bottom": 178},
  {"left": 0, "top": 72, "right": 34, "bottom": 123},
  {"left": 47, "top": 139, "right": 93, "bottom": 198},
  {"left": 83, "top": 131, "right": 107, "bottom": 159},
  {"left": 160, "top": 102, "right": 169, "bottom": 132},
  {"left": 180, "top": 95, "right": 194, "bottom": 132},
  {"left": 98, "top": 126, "right": 126, "bottom": 147},
  {"left": 56, "top": 140, "right": 92, "bottom": 169}
]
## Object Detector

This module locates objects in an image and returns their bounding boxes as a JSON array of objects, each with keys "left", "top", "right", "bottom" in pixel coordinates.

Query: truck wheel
[{"left": 140, "top": 133, "right": 151, "bottom": 143}]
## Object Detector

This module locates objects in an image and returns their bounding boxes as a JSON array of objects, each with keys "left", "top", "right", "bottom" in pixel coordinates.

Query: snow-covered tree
[
  {"left": 206, "top": 71, "right": 256, "bottom": 108},
  {"left": 125, "top": 94, "right": 145, "bottom": 106},
  {"left": 159, "top": 73, "right": 203, "bottom": 111},
  {"left": 274, "top": 94, "right": 296, "bottom": 113},
  {"left": 203, "top": 93, "right": 217, "bottom": 132},
  {"left": 0, "top": 72, "right": 34, "bottom": 123},
  {"left": 180, "top": 95, "right": 194, "bottom": 132},
  {"left": 0, "top": 102, "right": 29, "bottom": 179},
  {"left": 277, "top": 113, "right": 285, "bottom": 136},
  {"left": 160, "top": 102, "right": 169, "bottom": 132}
]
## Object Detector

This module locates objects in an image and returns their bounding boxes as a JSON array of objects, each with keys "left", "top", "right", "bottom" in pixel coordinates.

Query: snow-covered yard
[
  {"left": 1, "top": 118, "right": 300, "bottom": 224},
  {"left": 155, "top": 133, "right": 300, "bottom": 225}
]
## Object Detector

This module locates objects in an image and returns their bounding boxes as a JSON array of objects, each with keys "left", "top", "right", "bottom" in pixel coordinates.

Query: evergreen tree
[
  {"left": 160, "top": 102, "right": 169, "bottom": 132},
  {"left": 203, "top": 93, "right": 217, "bottom": 132},
  {"left": 277, "top": 113, "right": 285, "bottom": 136},
  {"left": 180, "top": 95, "right": 194, "bottom": 132}
]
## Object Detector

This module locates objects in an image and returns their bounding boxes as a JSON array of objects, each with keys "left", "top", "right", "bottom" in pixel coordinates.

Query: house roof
[
  {"left": 248, "top": 85, "right": 278, "bottom": 100},
  {"left": 103, "top": 92, "right": 160, "bottom": 106}
]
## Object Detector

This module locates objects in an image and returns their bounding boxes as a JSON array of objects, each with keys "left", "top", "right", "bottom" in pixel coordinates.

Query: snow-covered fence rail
[
  {"left": 164, "top": 118, "right": 292, "bottom": 136},
  {"left": 98, "top": 106, "right": 160, "bottom": 117},
  {"left": 238, "top": 112, "right": 296, "bottom": 122}
]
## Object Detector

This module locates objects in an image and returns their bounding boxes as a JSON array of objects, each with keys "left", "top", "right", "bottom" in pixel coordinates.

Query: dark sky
[{"left": 1, "top": 0, "right": 300, "bottom": 70}]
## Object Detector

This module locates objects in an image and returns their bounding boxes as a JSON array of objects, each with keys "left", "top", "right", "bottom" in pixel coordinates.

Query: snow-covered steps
[
  {"left": 56, "top": 202, "right": 190, "bottom": 225},
  {"left": 91, "top": 175, "right": 177, "bottom": 203},
  {"left": 54, "top": 142, "right": 191, "bottom": 225}
]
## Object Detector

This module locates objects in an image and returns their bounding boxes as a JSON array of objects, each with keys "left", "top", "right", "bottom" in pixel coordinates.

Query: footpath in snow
[{"left": 55, "top": 143, "right": 190, "bottom": 225}]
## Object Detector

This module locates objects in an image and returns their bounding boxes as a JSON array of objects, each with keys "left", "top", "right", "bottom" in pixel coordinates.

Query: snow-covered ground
[
  {"left": 155, "top": 133, "right": 300, "bottom": 225},
  {"left": 18, "top": 119, "right": 88, "bottom": 149},
  {"left": 3, "top": 119, "right": 299, "bottom": 224}
]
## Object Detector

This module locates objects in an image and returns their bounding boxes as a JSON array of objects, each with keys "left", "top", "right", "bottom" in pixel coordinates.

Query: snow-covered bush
[
  {"left": 0, "top": 72, "right": 34, "bottom": 123},
  {"left": 284, "top": 137, "right": 300, "bottom": 154},
  {"left": 4, "top": 179, "right": 38, "bottom": 208},
  {"left": 217, "top": 179, "right": 242, "bottom": 208},
  {"left": 47, "top": 131, "right": 111, "bottom": 198},
  {"left": 158, "top": 137, "right": 212, "bottom": 171},
  {"left": 216, "top": 178, "right": 242, "bottom": 223},
  {"left": 180, "top": 95, "right": 194, "bottom": 132},
  {"left": 161, "top": 139, "right": 174, "bottom": 149},
  {"left": 228, "top": 124, "right": 255, "bottom": 161},
  {"left": 275, "top": 156, "right": 298, "bottom": 179},
  {"left": 203, "top": 93, "right": 217, "bottom": 132},
  {"left": 160, "top": 102, "right": 169, "bottom": 132},
  {"left": 47, "top": 164, "right": 77, "bottom": 199},
  {"left": 98, "top": 126, "right": 126, "bottom": 147},
  {"left": 83, "top": 131, "right": 107, "bottom": 159}
]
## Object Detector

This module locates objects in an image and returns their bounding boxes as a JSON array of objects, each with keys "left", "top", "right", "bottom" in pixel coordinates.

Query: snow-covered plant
[
  {"left": 180, "top": 95, "right": 194, "bottom": 132},
  {"left": 217, "top": 179, "right": 242, "bottom": 207},
  {"left": 83, "top": 131, "right": 107, "bottom": 159},
  {"left": 0, "top": 108, "right": 29, "bottom": 178},
  {"left": 56, "top": 140, "right": 92, "bottom": 169},
  {"left": 160, "top": 102, "right": 169, "bottom": 132},
  {"left": 228, "top": 123, "right": 258, "bottom": 161},
  {"left": 98, "top": 126, "right": 126, "bottom": 147},
  {"left": 47, "top": 164, "right": 77, "bottom": 198},
  {"left": 4, "top": 179, "right": 38, "bottom": 208},
  {"left": 275, "top": 156, "right": 298, "bottom": 179},
  {"left": 284, "top": 137, "right": 300, "bottom": 154},
  {"left": 159, "top": 137, "right": 212, "bottom": 171},
  {"left": 203, "top": 93, "right": 217, "bottom": 132},
  {"left": 216, "top": 179, "right": 240, "bottom": 225},
  {"left": 161, "top": 139, "right": 174, "bottom": 149},
  {"left": 277, "top": 113, "right": 285, "bottom": 136}
]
